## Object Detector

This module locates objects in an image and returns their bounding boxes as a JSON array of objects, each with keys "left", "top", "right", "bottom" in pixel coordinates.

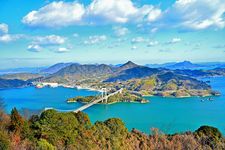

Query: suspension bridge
[{"left": 44, "top": 88, "right": 123, "bottom": 113}]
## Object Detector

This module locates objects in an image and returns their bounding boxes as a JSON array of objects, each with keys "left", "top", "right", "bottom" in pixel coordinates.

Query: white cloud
[
  {"left": 0, "top": 23, "right": 24, "bottom": 43},
  {"left": 33, "top": 35, "right": 65, "bottom": 46},
  {"left": 84, "top": 35, "right": 107, "bottom": 45},
  {"left": 22, "top": 1, "right": 85, "bottom": 27},
  {"left": 56, "top": 47, "right": 70, "bottom": 53},
  {"left": 162, "top": 0, "right": 225, "bottom": 30},
  {"left": 131, "top": 45, "right": 137, "bottom": 50},
  {"left": 147, "top": 7, "right": 162, "bottom": 22},
  {"left": 113, "top": 26, "right": 129, "bottom": 37},
  {"left": 22, "top": 0, "right": 162, "bottom": 27},
  {"left": 131, "top": 37, "right": 146, "bottom": 44},
  {"left": 0, "top": 23, "right": 8, "bottom": 34},
  {"left": 150, "top": 27, "right": 158, "bottom": 33},
  {"left": 166, "top": 38, "right": 182, "bottom": 44},
  {"left": 172, "top": 38, "right": 181, "bottom": 43},
  {"left": 27, "top": 44, "right": 42, "bottom": 52},
  {"left": 147, "top": 41, "right": 159, "bottom": 47},
  {"left": 0, "top": 34, "right": 12, "bottom": 43},
  {"left": 27, "top": 35, "right": 66, "bottom": 52},
  {"left": 0, "top": 34, "right": 23, "bottom": 43},
  {"left": 86, "top": 0, "right": 138, "bottom": 24},
  {"left": 21, "top": 0, "right": 225, "bottom": 30}
]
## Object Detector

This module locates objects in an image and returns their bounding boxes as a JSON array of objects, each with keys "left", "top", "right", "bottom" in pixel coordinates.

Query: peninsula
[{"left": 0, "top": 61, "right": 223, "bottom": 98}]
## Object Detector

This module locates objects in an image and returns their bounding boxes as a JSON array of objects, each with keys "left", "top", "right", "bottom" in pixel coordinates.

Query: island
[
  {"left": 67, "top": 89, "right": 149, "bottom": 104},
  {"left": 1, "top": 61, "right": 223, "bottom": 98}
]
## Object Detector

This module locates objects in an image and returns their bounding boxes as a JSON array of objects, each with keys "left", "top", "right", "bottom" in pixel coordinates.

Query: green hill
[{"left": 0, "top": 108, "right": 224, "bottom": 149}]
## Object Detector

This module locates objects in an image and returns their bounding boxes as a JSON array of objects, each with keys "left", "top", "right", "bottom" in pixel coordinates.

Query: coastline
[
  {"left": 3, "top": 81, "right": 221, "bottom": 99},
  {"left": 67, "top": 100, "right": 149, "bottom": 105}
]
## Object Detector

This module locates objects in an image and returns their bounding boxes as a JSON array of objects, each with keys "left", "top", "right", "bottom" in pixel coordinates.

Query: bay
[{"left": 0, "top": 77, "right": 225, "bottom": 135}]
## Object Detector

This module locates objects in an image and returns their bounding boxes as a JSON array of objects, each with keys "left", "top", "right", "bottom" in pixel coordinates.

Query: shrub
[
  {"left": 37, "top": 139, "right": 55, "bottom": 150},
  {"left": 0, "top": 131, "right": 10, "bottom": 150}
]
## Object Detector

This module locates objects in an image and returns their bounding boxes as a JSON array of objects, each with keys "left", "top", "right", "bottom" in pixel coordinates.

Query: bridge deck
[{"left": 74, "top": 89, "right": 123, "bottom": 113}]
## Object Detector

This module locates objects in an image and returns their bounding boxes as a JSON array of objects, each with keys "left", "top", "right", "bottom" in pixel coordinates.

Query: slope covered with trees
[{"left": 0, "top": 99, "right": 224, "bottom": 150}]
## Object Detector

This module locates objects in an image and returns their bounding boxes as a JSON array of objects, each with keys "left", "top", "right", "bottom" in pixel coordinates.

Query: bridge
[
  {"left": 44, "top": 88, "right": 123, "bottom": 113},
  {"left": 73, "top": 88, "right": 123, "bottom": 113}
]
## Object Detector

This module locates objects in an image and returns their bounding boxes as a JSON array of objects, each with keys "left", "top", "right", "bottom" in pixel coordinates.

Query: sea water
[{"left": 0, "top": 77, "right": 224, "bottom": 135}]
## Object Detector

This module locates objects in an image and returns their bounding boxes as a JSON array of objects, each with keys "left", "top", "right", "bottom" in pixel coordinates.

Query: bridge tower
[{"left": 101, "top": 88, "right": 107, "bottom": 103}]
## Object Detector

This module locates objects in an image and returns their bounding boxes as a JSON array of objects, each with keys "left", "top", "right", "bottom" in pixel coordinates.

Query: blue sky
[{"left": 0, "top": 0, "right": 225, "bottom": 69}]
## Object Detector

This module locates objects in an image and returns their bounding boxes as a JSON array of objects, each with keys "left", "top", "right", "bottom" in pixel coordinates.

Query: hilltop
[
  {"left": 113, "top": 72, "right": 219, "bottom": 97},
  {"left": 40, "top": 62, "right": 76, "bottom": 74},
  {"left": 165, "top": 61, "right": 203, "bottom": 70},
  {"left": 1, "top": 61, "right": 224, "bottom": 97},
  {"left": 41, "top": 61, "right": 220, "bottom": 97}
]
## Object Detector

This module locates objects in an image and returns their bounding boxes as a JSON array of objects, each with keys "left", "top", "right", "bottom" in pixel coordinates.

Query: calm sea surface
[{"left": 0, "top": 77, "right": 225, "bottom": 135}]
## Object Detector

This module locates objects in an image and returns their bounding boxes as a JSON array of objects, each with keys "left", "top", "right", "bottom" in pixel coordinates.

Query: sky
[{"left": 0, "top": 0, "right": 225, "bottom": 69}]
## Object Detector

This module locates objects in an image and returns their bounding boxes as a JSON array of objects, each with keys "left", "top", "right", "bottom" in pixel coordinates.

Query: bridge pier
[
  {"left": 73, "top": 88, "right": 122, "bottom": 113},
  {"left": 105, "top": 97, "right": 108, "bottom": 103},
  {"left": 101, "top": 88, "right": 107, "bottom": 103}
]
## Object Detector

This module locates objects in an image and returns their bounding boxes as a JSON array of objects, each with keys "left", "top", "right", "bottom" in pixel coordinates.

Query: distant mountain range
[
  {"left": 39, "top": 61, "right": 222, "bottom": 97},
  {"left": 1, "top": 61, "right": 225, "bottom": 97},
  {"left": 0, "top": 67, "right": 45, "bottom": 75},
  {"left": 3, "top": 61, "right": 225, "bottom": 83},
  {"left": 146, "top": 61, "right": 225, "bottom": 70},
  {"left": 0, "top": 78, "right": 28, "bottom": 89},
  {"left": 164, "top": 61, "right": 203, "bottom": 70},
  {"left": 1, "top": 61, "right": 225, "bottom": 75},
  {"left": 0, "top": 73, "right": 42, "bottom": 81}
]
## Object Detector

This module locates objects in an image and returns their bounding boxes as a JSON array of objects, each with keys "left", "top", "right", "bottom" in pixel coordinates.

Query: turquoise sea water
[{"left": 0, "top": 77, "right": 225, "bottom": 135}]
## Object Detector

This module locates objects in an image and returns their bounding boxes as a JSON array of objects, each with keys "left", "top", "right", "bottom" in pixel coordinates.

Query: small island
[{"left": 67, "top": 89, "right": 149, "bottom": 104}]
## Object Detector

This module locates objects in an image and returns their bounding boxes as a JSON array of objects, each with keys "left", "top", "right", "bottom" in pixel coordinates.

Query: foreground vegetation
[{"left": 0, "top": 102, "right": 224, "bottom": 149}]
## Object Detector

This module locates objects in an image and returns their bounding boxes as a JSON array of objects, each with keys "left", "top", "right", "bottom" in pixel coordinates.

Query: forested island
[
  {"left": 67, "top": 89, "right": 148, "bottom": 104},
  {"left": 0, "top": 106, "right": 224, "bottom": 150}
]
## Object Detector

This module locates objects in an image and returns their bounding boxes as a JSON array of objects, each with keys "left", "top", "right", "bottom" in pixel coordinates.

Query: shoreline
[
  {"left": 3, "top": 81, "right": 222, "bottom": 99},
  {"left": 67, "top": 100, "right": 149, "bottom": 105}
]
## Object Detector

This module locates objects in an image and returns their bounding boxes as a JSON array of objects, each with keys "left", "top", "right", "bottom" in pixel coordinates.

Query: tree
[
  {"left": 37, "top": 139, "right": 55, "bottom": 150},
  {"left": 9, "top": 108, "right": 24, "bottom": 134},
  {"left": 37, "top": 110, "right": 80, "bottom": 147},
  {"left": 74, "top": 111, "right": 91, "bottom": 128},
  {"left": 0, "top": 131, "right": 10, "bottom": 150},
  {"left": 195, "top": 125, "right": 224, "bottom": 149},
  {"left": 0, "top": 98, "right": 5, "bottom": 122}
]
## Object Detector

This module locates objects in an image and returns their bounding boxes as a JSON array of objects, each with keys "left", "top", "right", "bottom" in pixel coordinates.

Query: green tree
[
  {"left": 195, "top": 126, "right": 224, "bottom": 149},
  {"left": 0, "top": 131, "right": 10, "bottom": 150},
  {"left": 74, "top": 111, "right": 91, "bottom": 128},
  {"left": 37, "top": 139, "right": 55, "bottom": 150},
  {"left": 9, "top": 107, "right": 24, "bottom": 134},
  {"left": 37, "top": 110, "right": 80, "bottom": 147}
]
